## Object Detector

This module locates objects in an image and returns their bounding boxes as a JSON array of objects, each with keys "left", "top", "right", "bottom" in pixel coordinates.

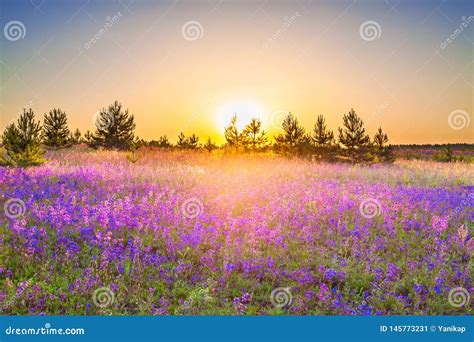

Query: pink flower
[
  {"left": 430, "top": 215, "right": 448, "bottom": 234},
  {"left": 457, "top": 224, "right": 468, "bottom": 243},
  {"left": 466, "top": 238, "right": 474, "bottom": 255},
  {"left": 317, "top": 283, "right": 330, "bottom": 303}
]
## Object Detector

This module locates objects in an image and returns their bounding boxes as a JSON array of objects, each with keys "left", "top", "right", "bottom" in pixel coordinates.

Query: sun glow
[{"left": 216, "top": 101, "right": 266, "bottom": 131}]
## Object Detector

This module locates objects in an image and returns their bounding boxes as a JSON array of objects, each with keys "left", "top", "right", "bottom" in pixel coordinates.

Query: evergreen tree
[
  {"left": 373, "top": 126, "right": 388, "bottom": 150},
  {"left": 242, "top": 118, "right": 267, "bottom": 153},
  {"left": 158, "top": 135, "right": 172, "bottom": 148},
  {"left": 224, "top": 114, "right": 243, "bottom": 151},
  {"left": 203, "top": 137, "right": 218, "bottom": 153},
  {"left": 337, "top": 109, "right": 371, "bottom": 163},
  {"left": 69, "top": 128, "right": 82, "bottom": 144},
  {"left": 312, "top": 115, "right": 334, "bottom": 146},
  {"left": 296, "top": 133, "right": 314, "bottom": 159},
  {"left": 84, "top": 130, "right": 94, "bottom": 146},
  {"left": 149, "top": 135, "right": 172, "bottom": 148},
  {"left": 92, "top": 101, "right": 136, "bottom": 150},
  {"left": 1, "top": 108, "right": 45, "bottom": 167},
  {"left": 186, "top": 134, "right": 200, "bottom": 149},
  {"left": 274, "top": 112, "right": 305, "bottom": 156},
  {"left": 132, "top": 137, "right": 146, "bottom": 149},
  {"left": 373, "top": 126, "right": 394, "bottom": 163},
  {"left": 312, "top": 115, "right": 336, "bottom": 161},
  {"left": 42, "top": 108, "right": 71, "bottom": 148},
  {"left": 175, "top": 133, "right": 200, "bottom": 150},
  {"left": 177, "top": 132, "right": 187, "bottom": 149}
]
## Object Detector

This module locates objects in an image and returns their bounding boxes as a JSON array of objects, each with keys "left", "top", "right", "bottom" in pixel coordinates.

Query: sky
[{"left": 0, "top": 0, "right": 472, "bottom": 144}]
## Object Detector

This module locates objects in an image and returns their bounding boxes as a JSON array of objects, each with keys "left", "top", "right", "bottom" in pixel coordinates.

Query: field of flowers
[{"left": 0, "top": 148, "right": 472, "bottom": 315}]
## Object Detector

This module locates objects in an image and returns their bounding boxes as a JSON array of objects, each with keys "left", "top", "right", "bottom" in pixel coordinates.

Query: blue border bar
[{"left": 0, "top": 316, "right": 472, "bottom": 342}]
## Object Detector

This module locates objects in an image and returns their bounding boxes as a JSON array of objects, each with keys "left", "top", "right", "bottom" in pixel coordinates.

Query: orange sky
[{"left": 1, "top": 1, "right": 472, "bottom": 144}]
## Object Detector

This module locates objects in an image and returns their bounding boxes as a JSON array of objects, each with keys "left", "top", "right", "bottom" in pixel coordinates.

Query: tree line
[{"left": 0, "top": 100, "right": 394, "bottom": 167}]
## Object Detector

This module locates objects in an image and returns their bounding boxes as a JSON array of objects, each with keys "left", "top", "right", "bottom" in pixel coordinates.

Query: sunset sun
[{"left": 216, "top": 101, "right": 265, "bottom": 131}]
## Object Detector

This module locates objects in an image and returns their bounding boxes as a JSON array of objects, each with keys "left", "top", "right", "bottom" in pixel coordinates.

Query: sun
[{"left": 216, "top": 101, "right": 265, "bottom": 131}]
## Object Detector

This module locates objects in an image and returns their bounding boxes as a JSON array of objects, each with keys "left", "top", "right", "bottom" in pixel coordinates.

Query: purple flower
[
  {"left": 324, "top": 269, "right": 338, "bottom": 281},
  {"left": 317, "top": 283, "right": 330, "bottom": 303},
  {"left": 414, "top": 284, "right": 424, "bottom": 294},
  {"left": 386, "top": 263, "right": 400, "bottom": 281}
]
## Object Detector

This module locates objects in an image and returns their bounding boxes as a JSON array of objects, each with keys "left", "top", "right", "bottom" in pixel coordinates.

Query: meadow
[{"left": 0, "top": 147, "right": 472, "bottom": 315}]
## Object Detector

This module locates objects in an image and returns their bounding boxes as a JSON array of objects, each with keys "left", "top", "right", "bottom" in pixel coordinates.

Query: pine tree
[
  {"left": 312, "top": 115, "right": 336, "bottom": 161},
  {"left": 203, "top": 137, "right": 217, "bottom": 153},
  {"left": 157, "top": 135, "right": 172, "bottom": 148},
  {"left": 296, "top": 133, "right": 314, "bottom": 159},
  {"left": 92, "top": 101, "right": 136, "bottom": 150},
  {"left": 177, "top": 132, "right": 187, "bottom": 149},
  {"left": 274, "top": 112, "right": 305, "bottom": 156},
  {"left": 242, "top": 118, "right": 267, "bottom": 153},
  {"left": 149, "top": 135, "right": 172, "bottom": 148},
  {"left": 373, "top": 126, "right": 388, "bottom": 150},
  {"left": 373, "top": 126, "right": 394, "bottom": 163},
  {"left": 337, "top": 109, "right": 371, "bottom": 163},
  {"left": 42, "top": 108, "right": 71, "bottom": 148},
  {"left": 224, "top": 114, "right": 243, "bottom": 151},
  {"left": 187, "top": 134, "right": 200, "bottom": 149},
  {"left": 1, "top": 108, "right": 45, "bottom": 167},
  {"left": 70, "top": 128, "right": 82, "bottom": 144},
  {"left": 132, "top": 137, "right": 146, "bottom": 149},
  {"left": 84, "top": 130, "right": 94, "bottom": 146},
  {"left": 312, "top": 115, "right": 334, "bottom": 147}
]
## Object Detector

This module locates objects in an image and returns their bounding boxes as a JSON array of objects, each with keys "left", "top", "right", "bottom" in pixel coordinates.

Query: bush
[{"left": 433, "top": 147, "right": 457, "bottom": 163}]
